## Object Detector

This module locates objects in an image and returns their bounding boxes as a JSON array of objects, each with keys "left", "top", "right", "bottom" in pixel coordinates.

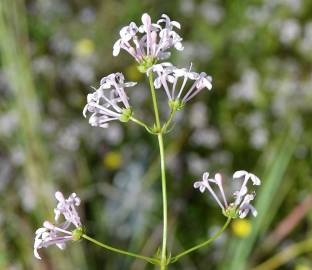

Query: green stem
[
  {"left": 147, "top": 71, "right": 168, "bottom": 269},
  {"left": 162, "top": 109, "right": 176, "bottom": 133},
  {"left": 148, "top": 71, "right": 161, "bottom": 130},
  {"left": 82, "top": 234, "right": 159, "bottom": 265},
  {"left": 158, "top": 133, "right": 168, "bottom": 269},
  {"left": 171, "top": 217, "right": 232, "bottom": 263},
  {"left": 130, "top": 116, "right": 151, "bottom": 132}
]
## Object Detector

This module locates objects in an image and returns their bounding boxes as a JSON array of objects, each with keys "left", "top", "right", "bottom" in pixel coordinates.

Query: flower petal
[
  {"left": 233, "top": 170, "right": 248, "bottom": 179},
  {"left": 250, "top": 174, "right": 261, "bottom": 185},
  {"left": 202, "top": 172, "right": 210, "bottom": 180},
  {"left": 34, "top": 247, "right": 42, "bottom": 260}
]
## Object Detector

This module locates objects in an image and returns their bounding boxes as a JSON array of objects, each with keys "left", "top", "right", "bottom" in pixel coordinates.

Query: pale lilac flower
[
  {"left": 232, "top": 170, "right": 260, "bottom": 204},
  {"left": 194, "top": 170, "right": 260, "bottom": 218},
  {"left": 155, "top": 14, "right": 184, "bottom": 54},
  {"left": 150, "top": 63, "right": 212, "bottom": 108},
  {"left": 34, "top": 221, "right": 73, "bottom": 259},
  {"left": 194, "top": 172, "right": 227, "bottom": 210},
  {"left": 54, "top": 191, "right": 81, "bottom": 228},
  {"left": 34, "top": 192, "right": 83, "bottom": 259},
  {"left": 113, "top": 13, "right": 183, "bottom": 66},
  {"left": 83, "top": 72, "right": 136, "bottom": 128}
]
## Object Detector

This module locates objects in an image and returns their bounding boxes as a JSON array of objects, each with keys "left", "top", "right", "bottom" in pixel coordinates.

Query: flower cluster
[
  {"left": 83, "top": 13, "right": 213, "bottom": 130},
  {"left": 83, "top": 73, "right": 136, "bottom": 128},
  {"left": 150, "top": 63, "right": 212, "bottom": 110},
  {"left": 113, "top": 13, "right": 183, "bottom": 70},
  {"left": 34, "top": 192, "right": 83, "bottom": 259},
  {"left": 194, "top": 170, "right": 261, "bottom": 219}
]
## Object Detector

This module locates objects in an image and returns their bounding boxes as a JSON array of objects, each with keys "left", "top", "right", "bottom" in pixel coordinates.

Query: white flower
[
  {"left": 113, "top": 13, "right": 183, "bottom": 65},
  {"left": 237, "top": 193, "right": 257, "bottom": 218},
  {"left": 194, "top": 170, "right": 260, "bottom": 219},
  {"left": 150, "top": 63, "right": 212, "bottom": 108},
  {"left": 232, "top": 170, "right": 260, "bottom": 205},
  {"left": 194, "top": 172, "right": 227, "bottom": 211},
  {"left": 83, "top": 72, "right": 136, "bottom": 128},
  {"left": 34, "top": 192, "right": 83, "bottom": 259},
  {"left": 54, "top": 191, "right": 81, "bottom": 228}
]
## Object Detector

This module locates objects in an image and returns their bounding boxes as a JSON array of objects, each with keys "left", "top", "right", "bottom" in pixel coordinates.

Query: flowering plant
[{"left": 34, "top": 13, "right": 260, "bottom": 270}]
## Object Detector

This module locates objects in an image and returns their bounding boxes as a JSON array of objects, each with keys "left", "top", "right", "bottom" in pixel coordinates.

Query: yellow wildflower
[
  {"left": 103, "top": 151, "right": 122, "bottom": 170},
  {"left": 75, "top": 39, "right": 95, "bottom": 57},
  {"left": 231, "top": 219, "right": 252, "bottom": 238}
]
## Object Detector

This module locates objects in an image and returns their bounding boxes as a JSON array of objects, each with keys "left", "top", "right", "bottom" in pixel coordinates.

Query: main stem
[
  {"left": 148, "top": 71, "right": 168, "bottom": 269},
  {"left": 158, "top": 133, "right": 168, "bottom": 269}
]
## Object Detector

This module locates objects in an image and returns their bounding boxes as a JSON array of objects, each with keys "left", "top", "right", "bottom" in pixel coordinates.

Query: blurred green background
[{"left": 1, "top": 0, "right": 312, "bottom": 269}]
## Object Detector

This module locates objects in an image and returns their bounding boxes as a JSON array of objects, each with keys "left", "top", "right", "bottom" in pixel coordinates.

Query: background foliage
[{"left": 0, "top": 0, "right": 312, "bottom": 269}]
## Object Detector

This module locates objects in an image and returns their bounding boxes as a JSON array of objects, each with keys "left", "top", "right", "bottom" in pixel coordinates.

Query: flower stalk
[
  {"left": 130, "top": 116, "right": 154, "bottom": 133},
  {"left": 170, "top": 217, "right": 232, "bottom": 263},
  {"left": 162, "top": 108, "right": 176, "bottom": 133},
  {"left": 148, "top": 71, "right": 161, "bottom": 132},
  {"left": 82, "top": 234, "right": 159, "bottom": 265}
]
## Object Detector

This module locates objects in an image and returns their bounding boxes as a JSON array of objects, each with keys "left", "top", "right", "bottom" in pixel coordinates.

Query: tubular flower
[
  {"left": 83, "top": 72, "right": 136, "bottom": 128},
  {"left": 113, "top": 13, "right": 183, "bottom": 70},
  {"left": 150, "top": 63, "right": 212, "bottom": 110},
  {"left": 34, "top": 192, "right": 83, "bottom": 259},
  {"left": 194, "top": 171, "right": 260, "bottom": 219}
]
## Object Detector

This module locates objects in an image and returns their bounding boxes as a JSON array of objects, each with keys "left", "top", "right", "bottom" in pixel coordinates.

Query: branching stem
[
  {"left": 170, "top": 217, "right": 232, "bottom": 263},
  {"left": 82, "top": 234, "right": 159, "bottom": 265},
  {"left": 130, "top": 116, "right": 152, "bottom": 133}
]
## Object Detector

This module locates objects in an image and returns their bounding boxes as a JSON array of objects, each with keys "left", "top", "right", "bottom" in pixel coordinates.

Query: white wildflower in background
[
  {"left": 150, "top": 63, "right": 212, "bottom": 109},
  {"left": 83, "top": 72, "right": 136, "bottom": 128},
  {"left": 278, "top": 19, "right": 301, "bottom": 45},
  {"left": 194, "top": 170, "right": 260, "bottom": 219},
  {"left": 113, "top": 13, "right": 183, "bottom": 71},
  {"left": 34, "top": 192, "right": 83, "bottom": 259}
]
